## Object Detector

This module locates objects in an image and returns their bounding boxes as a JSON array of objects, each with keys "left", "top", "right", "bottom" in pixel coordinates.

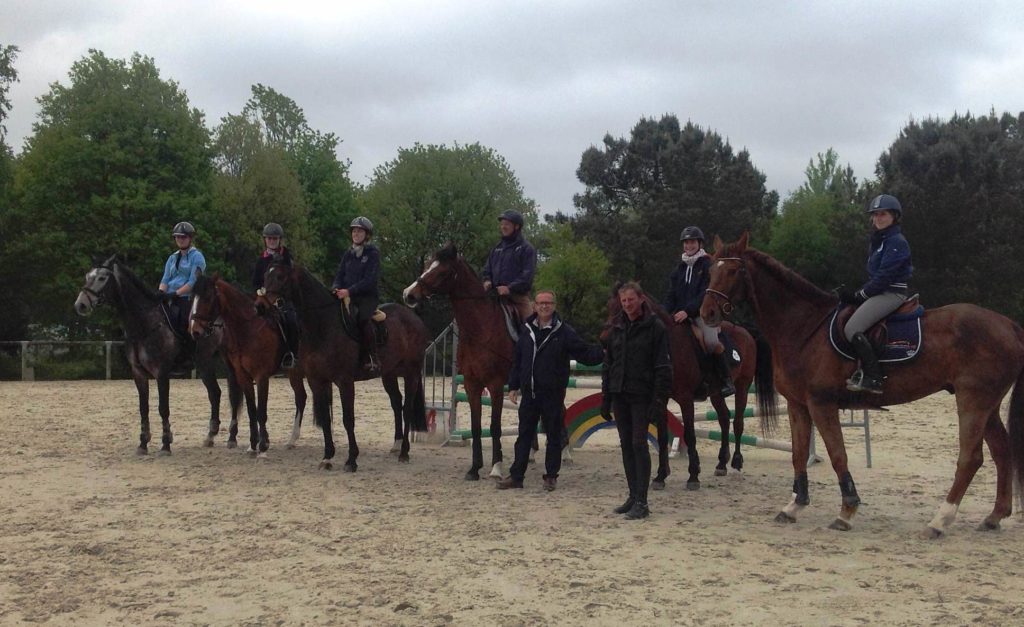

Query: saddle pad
[{"left": 829, "top": 306, "right": 924, "bottom": 363}]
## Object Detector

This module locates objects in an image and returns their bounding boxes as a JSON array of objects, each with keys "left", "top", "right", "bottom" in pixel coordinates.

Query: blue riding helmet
[
  {"left": 867, "top": 194, "right": 902, "bottom": 220},
  {"left": 497, "top": 210, "right": 524, "bottom": 227}
]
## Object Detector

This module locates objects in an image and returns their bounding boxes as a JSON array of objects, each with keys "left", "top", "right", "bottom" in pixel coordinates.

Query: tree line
[{"left": 2, "top": 46, "right": 1024, "bottom": 345}]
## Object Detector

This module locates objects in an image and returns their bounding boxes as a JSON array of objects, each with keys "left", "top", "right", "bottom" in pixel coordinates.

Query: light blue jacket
[{"left": 160, "top": 247, "right": 206, "bottom": 293}]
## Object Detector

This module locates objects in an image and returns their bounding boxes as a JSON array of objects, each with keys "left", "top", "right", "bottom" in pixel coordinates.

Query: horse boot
[
  {"left": 712, "top": 351, "right": 736, "bottom": 397},
  {"left": 846, "top": 332, "right": 885, "bottom": 394},
  {"left": 361, "top": 320, "right": 381, "bottom": 374}
]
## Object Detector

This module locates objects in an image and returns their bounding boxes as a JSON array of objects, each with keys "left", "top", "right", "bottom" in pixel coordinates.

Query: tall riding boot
[
  {"left": 280, "top": 311, "right": 299, "bottom": 369},
  {"left": 614, "top": 446, "right": 637, "bottom": 514},
  {"left": 847, "top": 332, "right": 884, "bottom": 394},
  {"left": 713, "top": 352, "right": 736, "bottom": 397},
  {"left": 626, "top": 448, "right": 651, "bottom": 519},
  {"left": 361, "top": 322, "right": 380, "bottom": 374}
]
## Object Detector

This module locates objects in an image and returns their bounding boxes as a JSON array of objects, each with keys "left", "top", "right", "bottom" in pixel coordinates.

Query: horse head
[
  {"left": 402, "top": 241, "right": 463, "bottom": 307},
  {"left": 74, "top": 255, "right": 119, "bottom": 316},
  {"left": 262, "top": 257, "right": 298, "bottom": 306},
  {"left": 189, "top": 271, "right": 221, "bottom": 339},
  {"left": 701, "top": 232, "right": 750, "bottom": 326}
]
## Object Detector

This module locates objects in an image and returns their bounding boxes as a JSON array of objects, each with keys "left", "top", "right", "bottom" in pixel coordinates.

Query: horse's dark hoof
[
  {"left": 398, "top": 454, "right": 410, "bottom": 463},
  {"left": 136, "top": 446, "right": 148, "bottom": 456},
  {"left": 343, "top": 463, "right": 357, "bottom": 472},
  {"left": 318, "top": 460, "right": 333, "bottom": 470},
  {"left": 203, "top": 438, "right": 215, "bottom": 448},
  {"left": 686, "top": 480, "right": 700, "bottom": 491},
  {"left": 248, "top": 450, "right": 258, "bottom": 458},
  {"left": 774, "top": 511, "right": 796, "bottom": 524},
  {"left": 226, "top": 441, "right": 238, "bottom": 449},
  {"left": 464, "top": 471, "right": 480, "bottom": 481},
  {"left": 829, "top": 518, "right": 852, "bottom": 531},
  {"left": 731, "top": 457, "right": 744, "bottom": 471},
  {"left": 921, "top": 526, "right": 943, "bottom": 540},
  {"left": 714, "top": 467, "right": 727, "bottom": 477},
  {"left": 651, "top": 480, "right": 665, "bottom": 491},
  {"left": 977, "top": 520, "right": 1000, "bottom": 532},
  {"left": 158, "top": 449, "right": 171, "bottom": 457}
]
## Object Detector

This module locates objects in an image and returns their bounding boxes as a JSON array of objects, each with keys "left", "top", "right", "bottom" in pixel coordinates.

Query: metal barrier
[{"left": 0, "top": 340, "right": 126, "bottom": 381}]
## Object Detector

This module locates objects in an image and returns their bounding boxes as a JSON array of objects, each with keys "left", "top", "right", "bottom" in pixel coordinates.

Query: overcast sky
[{"left": 3, "top": 1, "right": 1023, "bottom": 214}]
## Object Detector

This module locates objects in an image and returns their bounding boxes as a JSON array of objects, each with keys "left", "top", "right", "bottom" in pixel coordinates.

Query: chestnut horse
[
  {"left": 74, "top": 256, "right": 241, "bottom": 454},
  {"left": 604, "top": 289, "right": 776, "bottom": 490},
  {"left": 189, "top": 273, "right": 308, "bottom": 454},
  {"left": 262, "top": 261, "right": 430, "bottom": 469},
  {"left": 701, "top": 233, "right": 1024, "bottom": 537},
  {"left": 402, "top": 243, "right": 514, "bottom": 481}
]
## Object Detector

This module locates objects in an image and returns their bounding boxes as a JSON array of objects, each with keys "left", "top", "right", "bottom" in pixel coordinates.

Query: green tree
[
  {"left": 877, "top": 111, "right": 1024, "bottom": 318},
  {"left": 10, "top": 50, "right": 214, "bottom": 337},
  {"left": 0, "top": 43, "right": 21, "bottom": 340},
  {"left": 572, "top": 115, "right": 778, "bottom": 293},
  {"left": 534, "top": 223, "right": 611, "bottom": 340}
]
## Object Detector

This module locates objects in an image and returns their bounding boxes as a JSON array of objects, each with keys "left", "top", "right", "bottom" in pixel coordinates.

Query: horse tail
[
  {"left": 751, "top": 329, "right": 779, "bottom": 437},
  {"left": 410, "top": 376, "right": 428, "bottom": 432},
  {"left": 1007, "top": 361, "right": 1024, "bottom": 512}
]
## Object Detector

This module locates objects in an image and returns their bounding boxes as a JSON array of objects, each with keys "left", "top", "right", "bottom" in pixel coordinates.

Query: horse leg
[
  {"left": 156, "top": 376, "right": 172, "bottom": 455},
  {"left": 463, "top": 380, "right": 484, "bottom": 481},
  {"left": 710, "top": 394, "right": 731, "bottom": 476},
  {"left": 311, "top": 381, "right": 335, "bottom": 469},
  {"left": 382, "top": 375, "right": 405, "bottom": 458},
  {"left": 731, "top": 386, "right": 749, "bottom": 472},
  {"left": 256, "top": 377, "right": 270, "bottom": 455},
  {"left": 924, "top": 397, "right": 991, "bottom": 538},
  {"left": 979, "top": 409, "right": 1012, "bottom": 531},
  {"left": 240, "top": 379, "right": 259, "bottom": 456},
  {"left": 487, "top": 383, "right": 506, "bottom": 479},
  {"left": 286, "top": 371, "right": 306, "bottom": 449},
  {"left": 681, "top": 400, "right": 700, "bottom": 490},
  {"left": 227, "top": 381, "right": 242, "bottom": 449},
  {"left": 339, "top": 379, "right": 359, "bottom": 472},
  {"left": 202, "top": 362, "right": 225, "bottom": 447},
  {"left": 652, "top": 410, "right": 670, "bottom": 490},
  {"left": 133, "top": 373, "right": 151, "bottom": 455},
  {"left": 775, "top": 401, "right": 812, "bottom": 524},
  {"left": 808, "top": 401, "right": 860, "bottom": 531}
]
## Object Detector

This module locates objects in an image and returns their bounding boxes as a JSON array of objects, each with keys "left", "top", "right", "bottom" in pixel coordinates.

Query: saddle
[
  {"left": 829, "top": 295, "right": 924, "bottom": 363},
  {"left": 339, "top": 298, "right": 388, "bottom": 347}
]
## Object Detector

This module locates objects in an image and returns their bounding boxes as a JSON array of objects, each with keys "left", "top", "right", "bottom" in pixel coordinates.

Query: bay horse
[
  {"left": 701, "top": 233, "right": 1024, "bottom": 537},
  {"left": 603, "top": 288, "right": 776, "bottom": 490},
  {"left": 189, "top": 273, "right": 308, "bottom": 455},
  {"left": 401, "top": 243, "right": 514, "bottom": 481},
  {"left": 261, "top": 261, "right": 429, "bottom": 469},
  {"left": 74, "top": 256, "right": 240, "bottom": 454}
]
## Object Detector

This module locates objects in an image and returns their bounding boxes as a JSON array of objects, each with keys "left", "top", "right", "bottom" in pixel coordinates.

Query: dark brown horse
[
  {"left": 262, "top": 261, "right": 429, "bottom": 469},
  {"left": 603, "top": 288, "right": 776, "bottom": 490},
  {"left": 701, "top": 233, "right": 1024, "bottom": 537},
  {"left": 402, "top": 243, "right": 514, "bottom": 480},
  {"left": 189, "top": 273, "right": 308, "bottom": 454},
  {"left": 74, "top": 256, "right": 241, "bottom": 454}
]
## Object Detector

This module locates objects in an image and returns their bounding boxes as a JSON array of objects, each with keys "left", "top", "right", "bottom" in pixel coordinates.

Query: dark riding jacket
[
  {"left": 253, "top": 247, "right": 292, "bottom": 291},
  {"left": 602, "top": 305, "right": 673, "bottom": 400},
  {"left": 481, "top": 232, "right": 537, "bottom": 294},
  {"left": 859, "top": 224, "right": 912, "bottom": 298},
  {"left": 664, "top": 255, "right": 711, "bottom": 319},
  {"left": 508, "top": 313, "right": 604, "bottom": 397},
  {"left": 332, "top": 245, "right": 381, "bottom": 299}
]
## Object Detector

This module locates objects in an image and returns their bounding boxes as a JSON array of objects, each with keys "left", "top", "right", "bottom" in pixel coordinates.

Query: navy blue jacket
[
  {"left": 508, "top": 312, "right": 604, "bottom": 396},
  {"left": 481, "top": 232, "right": 537, "bottom": 294},
  {"left": 331, "top": 245, "right": 380, "bottom": 298},
  {"left": 252, "top": 247, "right": 292, "bottom": 291},
  {"left": 859, "top": 225, "right": 912, "bottom": 298},
  {"left": 664, "top": 255, "right": 711, "bottom": 318}
]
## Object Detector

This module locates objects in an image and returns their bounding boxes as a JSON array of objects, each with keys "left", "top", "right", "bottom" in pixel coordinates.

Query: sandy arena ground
[{"left": 1, "top": 378, "right": 1023, "bottom": 626}]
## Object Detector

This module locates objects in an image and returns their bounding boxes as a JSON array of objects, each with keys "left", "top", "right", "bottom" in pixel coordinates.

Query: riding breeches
[
  {"left": 693, "top": 317, "right": 723, "bottom": 353},
  {"left": 843, "top": 291, "right": 908, "bottom": 342}
]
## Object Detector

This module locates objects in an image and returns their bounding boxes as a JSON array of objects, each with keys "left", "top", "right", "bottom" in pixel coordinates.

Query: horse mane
[
  {"left": 112, "top": 260, "right": 165, "bottom": 304},
  {"left": 436, "top": 242, "right": 459, "bottom": 262},
  {"left": 727, "top": 245, "right": 837, "bottom": 306}
]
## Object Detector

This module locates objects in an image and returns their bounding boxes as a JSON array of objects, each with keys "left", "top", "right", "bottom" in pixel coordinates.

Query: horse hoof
[
  {"left": 651, "top": 480, "right": 665, "bottom": 491},
  {"left": 828, "top": 518, "right": 852, "bottom": 531},
  {"left": 774, "top": 511, "right": 796, "bottom": 524},
  {"left": 464, "top": 472, "right": 480, "bottom": 481},
  {"left": 319, "top": 460, "right": 333, "bottom": 470},
  {"left": 286, "top": 442, "right": 297, "bottom": 450},
  {"left": 343, "top": 463, "right": 357, "bottom": 473},
  {"left": 226, "top": 441, "right": 238, "bottom": 449},
  {"left": 159, "top": 449, "right": 171, "bottom": 457},
  {"left": 922, "top": 526, "right": 944, "bottom": 540},
  {"left": 248, "top": 450, "right": 258, "bottom": 458},
  {"left": 136, "top": 447, "right": 148, "bottom": 456},
  {"left": 977, "top": 520, "right": 1000, "bottom": 532},
  {"left": 686, "top": 480, "right": 700, "bottom": 491},
  {"left": 714, "top": 468, "right": 727, "bottom": 477},
  {"left": 203, "top": 438, "right": 215, "bottom": 448},
  {"left": 398, "top": 455, "right": 410, "bottom": 463}
]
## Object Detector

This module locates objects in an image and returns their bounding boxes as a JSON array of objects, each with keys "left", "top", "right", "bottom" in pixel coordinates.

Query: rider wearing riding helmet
[
  {"left": 332, "top": 216, "right": 382, "bottom": 373},
  {"left": 159, "top": 221, "right": 206, "bottom": 334},
  {"left": 481, "top": 209, "right": 537, "bottom": 323},
  {"left": 665, "top": 226, "right": 735, "bottom": 396},
  {"left": 838, "top": 194, "right": 913, "bottom": 394},
  {"left": 254, "top": 222, "right": 298, "bottom": 368}
]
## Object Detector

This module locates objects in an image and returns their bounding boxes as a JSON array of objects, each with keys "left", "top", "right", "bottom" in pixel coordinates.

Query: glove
[
  {"left": 647, "top": 396, "right": 668, "bottom": 425},
  {"left": 600, "top": 395, "right": 614, "bottom": 421},
  {"left": 836, "top": 288, "right": 864, "bottom": 304}
]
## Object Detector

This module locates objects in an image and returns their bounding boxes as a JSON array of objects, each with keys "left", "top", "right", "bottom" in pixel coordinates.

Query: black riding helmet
[
  {"left": 172, "top": 221, "right": 196, "bottom": 237},
  {"left": 263, "top": 223, "right": 284, "bottom": 238},
  {"left": 350, "top": 216, "right": 374, "bottom": 238},
  {"left": 497, "top": 210, "right": 524, "bottom": 227},
  {"left": 867, "top": 194, "right": 903, "bottom": 221},
  {"left": 680, "top": 226, "right": 705, "bottom": 243}
]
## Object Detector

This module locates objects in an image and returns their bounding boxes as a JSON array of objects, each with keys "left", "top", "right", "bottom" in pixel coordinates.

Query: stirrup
[
  {"left": 364, "top": 356, "right": 380, "bottom": 373},
  {"left": 280, "top": 352, "right": 296, "bottom": 369},
  {"left": 846, "top": 369, "right": 884, "bottom": 394}
]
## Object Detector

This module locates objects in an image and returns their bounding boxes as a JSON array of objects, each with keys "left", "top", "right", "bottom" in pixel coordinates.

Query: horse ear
[
  {"left": 737, "top": 231, "right": 750, "bottom": 251},
  {"left": 712, "top": 235, "right": 724, "bottom": 256}
]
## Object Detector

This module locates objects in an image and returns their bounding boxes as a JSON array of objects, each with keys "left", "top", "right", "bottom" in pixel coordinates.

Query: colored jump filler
[{"left": 564, "top": 393, "right": 684, "bottom": 449}]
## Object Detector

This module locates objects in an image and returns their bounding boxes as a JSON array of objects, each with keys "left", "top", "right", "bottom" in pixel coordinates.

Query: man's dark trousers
[{"left": 509, "top": 390, "right": 566, "bottom": 481}]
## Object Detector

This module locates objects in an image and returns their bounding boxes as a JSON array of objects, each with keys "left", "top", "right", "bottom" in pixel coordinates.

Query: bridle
[
  {"left": 188, "top": 292, "right": 223, "bottom": 338},
  {"left": 704, "top": 256, "right": 746, "bottom": 316},
  {"left": 79, "top": 266, "right": 115, "bottom": 308}
]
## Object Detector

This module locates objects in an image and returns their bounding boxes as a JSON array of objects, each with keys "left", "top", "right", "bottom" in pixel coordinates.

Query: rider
[
  {"left": 159, "top": 221, "right": 206, "bottom": 336},
  {"left": 481, "top": 209, "right": 537, "bottom": 323},
  {"left": 332, "top": 216, "right": 381, "bottom": 374},
  {"left": 253, "top": 222, "right": 299, "bottom": 369},
  {"left": 665, "top": 226, "right": 735, "bottom": 396},
  {"left": 838, "top": 193, "right": 913, "bottom": 394}
]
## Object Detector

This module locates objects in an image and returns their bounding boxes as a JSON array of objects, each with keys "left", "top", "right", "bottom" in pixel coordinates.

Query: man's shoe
[
  {"left": 496, "top": 477, "right": 523, "bottom": 490},
  {"left": 613, "top": 496, "right": 635, "bottom": 514},
  {"left": 543, "top": 476, "right": 557, "bottom": 492}
]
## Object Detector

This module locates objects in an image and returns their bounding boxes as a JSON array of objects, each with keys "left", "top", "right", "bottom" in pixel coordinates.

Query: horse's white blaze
[
  {"left": 782, "top": 492, "right": 805, "bottom": 518},
  {"left": 927, "top": 500, "right": 959, "bottom": 532},
  {"left": 401, "top": 281, "right": 418, "bottom": 303},
  {"left": 717, "top": 260, "right": 725, "bottom": 267}
]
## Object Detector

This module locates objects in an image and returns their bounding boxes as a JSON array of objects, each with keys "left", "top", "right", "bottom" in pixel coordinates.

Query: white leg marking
[
  {"left": 782, "top": 493, "right": 805, "bottom": 518},
  {"left": 391, "top": 439, "right": 403, "bottom": 453},
  {"left": 928, "top": 500, "right": 959, "bottom": 532},
  {"left": 490, "top": 461, "right": 506, "bottom": 479}
]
